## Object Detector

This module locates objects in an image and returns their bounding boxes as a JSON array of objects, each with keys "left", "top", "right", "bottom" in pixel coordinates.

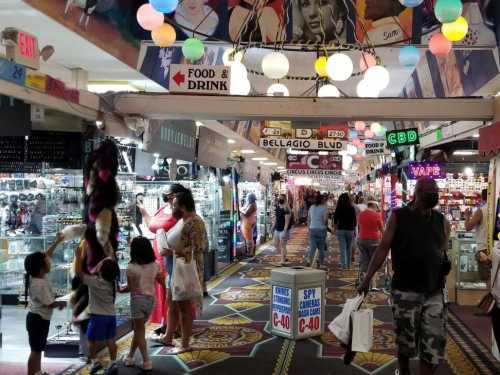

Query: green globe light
[{"left": 182, "top": 38, "right": 204, "bottom": 61}]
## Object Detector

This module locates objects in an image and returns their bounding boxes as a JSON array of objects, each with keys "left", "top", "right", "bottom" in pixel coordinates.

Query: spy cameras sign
[{"left": 169, "top": 64, "right": 230, "bottom": 95}]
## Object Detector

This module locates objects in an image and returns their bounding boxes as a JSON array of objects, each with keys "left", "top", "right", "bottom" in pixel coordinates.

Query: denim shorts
[
  {"left": 26, "top": 312, "right": 50, "bottom": 352},
  {"left": 131, "top": 295, "right": 155, "bottom": 320}
]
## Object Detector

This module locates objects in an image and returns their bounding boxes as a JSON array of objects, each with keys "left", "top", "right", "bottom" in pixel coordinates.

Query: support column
[{"left": 494, "top": 95, "right": 500, "bottom": 123}]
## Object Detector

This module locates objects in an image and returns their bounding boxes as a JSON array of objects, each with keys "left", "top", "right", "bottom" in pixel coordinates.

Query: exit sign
[
  {"left": 4, "top": 28, "right": 40, "bottom": 70},
  {"left": 386, "top": 128, "right": 419, "bottom": 148}
]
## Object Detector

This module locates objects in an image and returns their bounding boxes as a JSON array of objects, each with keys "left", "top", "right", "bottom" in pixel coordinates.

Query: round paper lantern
[
  {"left": 326, "top": 53, "right": 353, "bottom": 81},
  {"left": 434, "top": 0, "right": 463, "bottom": 24},
  {"left": 359, "top": 53, "right": 377, "bottom": 72},
  {"left": 375, "top": 125, "right": 387, "bottom": 137},
  {"left": 318, "top": 84, "right": 340, "bottom": 97},
  {"left": 354, "top": 121, "right": 366, "bottom": 131},
  {"left": 262, "top": 52, "right": 289, "bottom": 79},
  {"left": 442, "top": 16, "right": 468, "bottom": 42},
  {"left": 346, "top": 145, "right": 357, "bottom": 156},
  {"left": 151, "top": 23, "right": 176, "bottom": 47},
  {"left": 398, "top": 0, "right": 423, "bottom": 7},
  {"left": 370, "top": 123, "right": 382, "bottom": 134},
  {"left": 352, "top": 138, "right": 362, "bottom": 147},
  {"left": 364, "top": 65, "right": 390, "bottom": 91},
  {"left": 230, "top": 77, "right": 251, "bottom": 96},
  {"left": 222, "top": 48, "right": 243, "bottom": 66},
  {"left": 399, "top": 45, "right": 420, "bottom": 67},
  {"left": 267, "top": 83, "right": 289, "bottom": 97},
  {"left": 356, "top": 79, "right": 380, "bottom": 98},
  {"left": 137, "top": 4, "right": 164, "bottom": 31},
  {"left": 314, "top": 56, "right": 328, "bottom": 77},
  {"left": 150, "top": 0, "right": 178, "bottom": 13},
  {"left": 230, "top": 62, "right": 248, "bottom": 80},
  {"left": 364, "top": 130, "right": 374, "bottom": 138},
  {"left": 349, "top": 130, "right": 358, "bottom": 139},
  {"left": 182, "top": 38, "right": 204, "bottom": 61},
  {"left": 429, "top": 33, "right": 452, "bottom": 56}
]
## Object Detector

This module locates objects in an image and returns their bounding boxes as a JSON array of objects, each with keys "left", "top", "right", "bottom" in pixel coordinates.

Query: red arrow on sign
[{"left": 172, "top": 71, "right": 185, "bottom": 86}]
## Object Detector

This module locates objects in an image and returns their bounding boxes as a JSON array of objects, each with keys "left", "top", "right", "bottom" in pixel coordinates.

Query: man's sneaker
[{"left": 89, "top": 361, "right": 102, "bottom": 374}]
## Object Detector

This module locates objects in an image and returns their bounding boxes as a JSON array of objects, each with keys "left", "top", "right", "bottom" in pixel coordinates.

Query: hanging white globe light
[
  {"left": 222, "top": 48, "right": 243, "bottom": 66},
  {"left": 318, "top": 84, "right": 340, "bottom": 98},
  {"left": 230, "top": 61, "right": 248, "bottom": 80},
  {"left": 267, "top": 83, "right": 290, "bottom": 97},
  {"left": 262, "top": 52, "right": 289, "bottom": 80},
  {"left": 230, "top": 78, "right": 251, "bottom": 95},
  {"left": 370, "top": 122, "right": 382, "bottom": 134},
  {"left": 346, "top": 144, "right": 358, "bottom": 156},
  {"left": 326, "top": 53, "right": 353, "bottom": 81},
  {"left": 364, "top": 65, "right": 390, "bottom": 91},
  {"left": 342, "top": 155, "right": 353, "bottom": 170},
  {"left": 356, "top": 79, "right": 380, "bottom": 98}
]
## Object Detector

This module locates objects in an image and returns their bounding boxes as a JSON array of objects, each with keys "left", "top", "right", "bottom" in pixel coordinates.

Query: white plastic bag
[
  {"left": 328, "top": 294, "right": 364, "bottom": 345},
  {"left": 171, "top": 254, "right": 203, "bottom": 301},
  {"left": 351, "top": 309, "right": 373, "bottom": 353}
]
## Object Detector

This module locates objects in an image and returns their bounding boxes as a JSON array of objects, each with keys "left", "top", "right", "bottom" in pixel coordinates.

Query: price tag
[
  {"left": 271, "top": 286, "right": 292, "bottom": 334},
  {"left": 297, "top": 287, "right": 322, "bottom": 337}
]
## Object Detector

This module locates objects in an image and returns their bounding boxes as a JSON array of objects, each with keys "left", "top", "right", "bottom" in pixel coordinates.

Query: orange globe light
[
  {"left": 354, "top": 121, "right": 366, "bottom": 131},
  {"left": 429, "top": 33, "right": 452, "bottom": 57},
  {"left": 359, "top": 53, "right": 376, "bottom": 72},
  {"left": 314, "top": 56, "right": 328, "bottom": 77},
  {"left": 152, "top": 23, "right": 176, "bottom": 47}
]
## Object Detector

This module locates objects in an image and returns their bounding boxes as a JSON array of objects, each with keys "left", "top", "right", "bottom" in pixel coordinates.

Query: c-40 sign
[
  {"left": 386, "top": 128, "right": 420, "bottom": 148},
  {"left": 169, "top": 64, "right": 230, "bottom": 95}
]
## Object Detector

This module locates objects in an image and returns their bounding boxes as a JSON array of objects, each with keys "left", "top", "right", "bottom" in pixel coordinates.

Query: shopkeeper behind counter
[{"left": 464, "top": 188, "right": 491, "bottom": 284}]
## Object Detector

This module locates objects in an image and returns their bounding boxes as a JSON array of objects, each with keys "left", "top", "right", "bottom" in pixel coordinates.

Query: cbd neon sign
[{"left": 386, "top": 128, "right": 420, "bottom": 147}]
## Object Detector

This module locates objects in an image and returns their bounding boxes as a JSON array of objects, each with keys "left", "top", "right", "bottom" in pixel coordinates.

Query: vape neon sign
[
  {"left": 386, "top": 128, "right": 420, "bottom": 147},
  {"left": 407, "top": 162, "right": 444, "bottom": 180}
]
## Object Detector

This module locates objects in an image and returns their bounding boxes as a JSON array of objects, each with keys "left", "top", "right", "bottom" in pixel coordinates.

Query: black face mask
[
  {"left": 422, "top": 192, "right": 439, "bottom": 209},
  {"left": 278, "top": 199, "right": 285, "bottom": 205}
]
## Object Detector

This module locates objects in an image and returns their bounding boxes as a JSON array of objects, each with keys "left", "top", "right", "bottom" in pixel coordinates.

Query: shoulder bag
[{"left": 477, "top": 261, "right": 500, "bottom": 315}]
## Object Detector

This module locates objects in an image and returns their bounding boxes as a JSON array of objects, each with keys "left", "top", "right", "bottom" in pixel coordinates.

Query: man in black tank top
[{"left": 358, "top": 178, "right": 450, "bottom": 375}]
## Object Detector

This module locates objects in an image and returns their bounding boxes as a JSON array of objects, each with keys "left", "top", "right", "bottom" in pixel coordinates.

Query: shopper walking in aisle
[
  {"left": 24, "top": 233, "right": 66, "bottom": 375},
  {"left": 334, "top": 193, "right": 357, "bottom": 269},
  {"left": 160, "top": 190, "right": 208, "bottom": 354},
  {"left": 138, "top": 183, "right": 186, "bottom": 337},
  {"left": 465, "top": 189, "right": 492, "bottom": 286},
  {"left": 359, "top": 177, "right": 451, "bottom": 375},
  {"left": 306, "top": 193, "right": 329, "bottom": 268},
  {"left": 240, "top": 193, "right": 257, "bottom": 258},
  {"left": 121, "top": 237, "right": 163, "bottom": 371},
  {"left": 76, "top": 256, "right": 120, "bottom": 375},
  {"left": 357, "top": 201, "right": 384, "bottom": 289},
  {"left": 490, "top": 241, "right": 500, "bottom": 352},
  {"left": 273, "top": 194, "right": 291, "bottom": 264}
]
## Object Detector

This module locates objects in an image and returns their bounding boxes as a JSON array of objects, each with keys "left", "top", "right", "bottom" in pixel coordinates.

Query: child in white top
[
  {"left": 120, "top": 237, "right": 162, "bottom": 371},
  {"left": 24, "top": 233, "right": 66, "bottom": 375}
]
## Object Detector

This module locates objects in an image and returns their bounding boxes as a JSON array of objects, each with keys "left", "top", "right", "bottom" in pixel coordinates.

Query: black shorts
[{"left": 26, "top": 312, "right": 50, "bottom": 352}]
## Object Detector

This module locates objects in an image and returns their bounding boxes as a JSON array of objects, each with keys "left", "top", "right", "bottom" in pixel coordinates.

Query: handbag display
[{"left": 477, "top": 261, "right": 500, "bottom": 315}]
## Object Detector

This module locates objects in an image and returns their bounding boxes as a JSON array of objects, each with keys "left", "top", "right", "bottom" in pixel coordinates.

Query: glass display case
[
  {"left": 449, "top": 234, "right": 487, "bottom": 306},
  {"left": 238, "top": 182, "right": 268, "bottom": 244}
]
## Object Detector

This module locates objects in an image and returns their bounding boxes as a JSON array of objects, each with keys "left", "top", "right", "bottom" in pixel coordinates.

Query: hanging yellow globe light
[
  {"left": 314, "top": 56, "right": 328, "bottom": 77},
  {"left": 442, "top": 16, "right": 469, "bottom": 42}
]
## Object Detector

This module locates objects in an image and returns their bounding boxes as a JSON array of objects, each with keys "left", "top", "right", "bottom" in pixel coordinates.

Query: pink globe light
[
  {"left": 354, "top": 121, "right": 366, "bottom": 131},
  {"left": 137, "top": 3, "right": 164, "bottom": 31},
  {"left": 359, "top": 53, "right": 377, "bottom": 72},
  {"left": 353, "top": 138, "right": 362, "bottom": 147},
  {"left": 429, "top": 33, "right": 452, "bottom": 57},
  {"left": 354, "top": 154, "right": 364, "bottom": 161},
  {"left": 364, "top": 130, "right": 374, "bottom": 138}
]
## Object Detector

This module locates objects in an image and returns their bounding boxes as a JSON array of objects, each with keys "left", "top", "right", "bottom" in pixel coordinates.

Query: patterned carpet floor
[{"left": 69, "top": 226, "right": 500, "bottom": 374}]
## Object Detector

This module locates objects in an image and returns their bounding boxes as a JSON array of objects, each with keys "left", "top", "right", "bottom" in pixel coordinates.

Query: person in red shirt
[{"left": 357, "top": 201, "right": 384, "bottom": 289}]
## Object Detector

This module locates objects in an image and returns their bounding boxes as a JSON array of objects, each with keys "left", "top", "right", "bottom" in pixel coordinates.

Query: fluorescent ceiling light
[
  {"left": 464, "top": 167, "right": 474, "bottom": 177},
  {"left": 453, "top": 150, "right": 478, "bottom": 156},
  {"left": 252, "top": 157, "right": 268, "bottom": 161},
  {"left": 277, "top": 166, "right": 286, "bottom": 169},
  {"left": 88, "top": 82, "right": 139, "bottom": 93},
  {"left": 472, "top": 133, "right": 479, "bottom": 138},
  {"left": 240, "top": 149, "right": 255, "bottom": 154},
  {"left": 262, "top": 162, "right": 278, "bottom": 166},
  {"left": 318, "top": 151, "right": 329, "bottom": 155},
  {"left": 288, "top": 149, "right": 309, "bottom": 155},
  {"left": 227, "top": 139, "right": 236, "bottom": 144}
]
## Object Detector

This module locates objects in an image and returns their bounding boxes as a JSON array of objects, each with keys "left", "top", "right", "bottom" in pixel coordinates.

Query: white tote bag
[
  {"left": 171, "top": 254, "right": 203, "bottom": 302},
  {"left": 328, "top": 294, "right": 364, "bottom": 345},
  {"left": 351, "top": 309, "right": 373, "bottom": 353}
]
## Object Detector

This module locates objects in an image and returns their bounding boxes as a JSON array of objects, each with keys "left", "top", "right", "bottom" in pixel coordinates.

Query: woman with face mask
[{"left": 157, "top": 190, "right": 208, "bottom": 353}]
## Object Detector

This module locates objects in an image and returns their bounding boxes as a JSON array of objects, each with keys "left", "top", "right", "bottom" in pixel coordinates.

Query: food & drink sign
[{"left": 169, "top": 64, "right": 230, "bottom": 95}]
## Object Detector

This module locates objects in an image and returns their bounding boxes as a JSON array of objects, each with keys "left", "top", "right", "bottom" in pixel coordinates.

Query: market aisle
[{"left": 75, "top": 226, "right": 499, "bottom": 375}]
